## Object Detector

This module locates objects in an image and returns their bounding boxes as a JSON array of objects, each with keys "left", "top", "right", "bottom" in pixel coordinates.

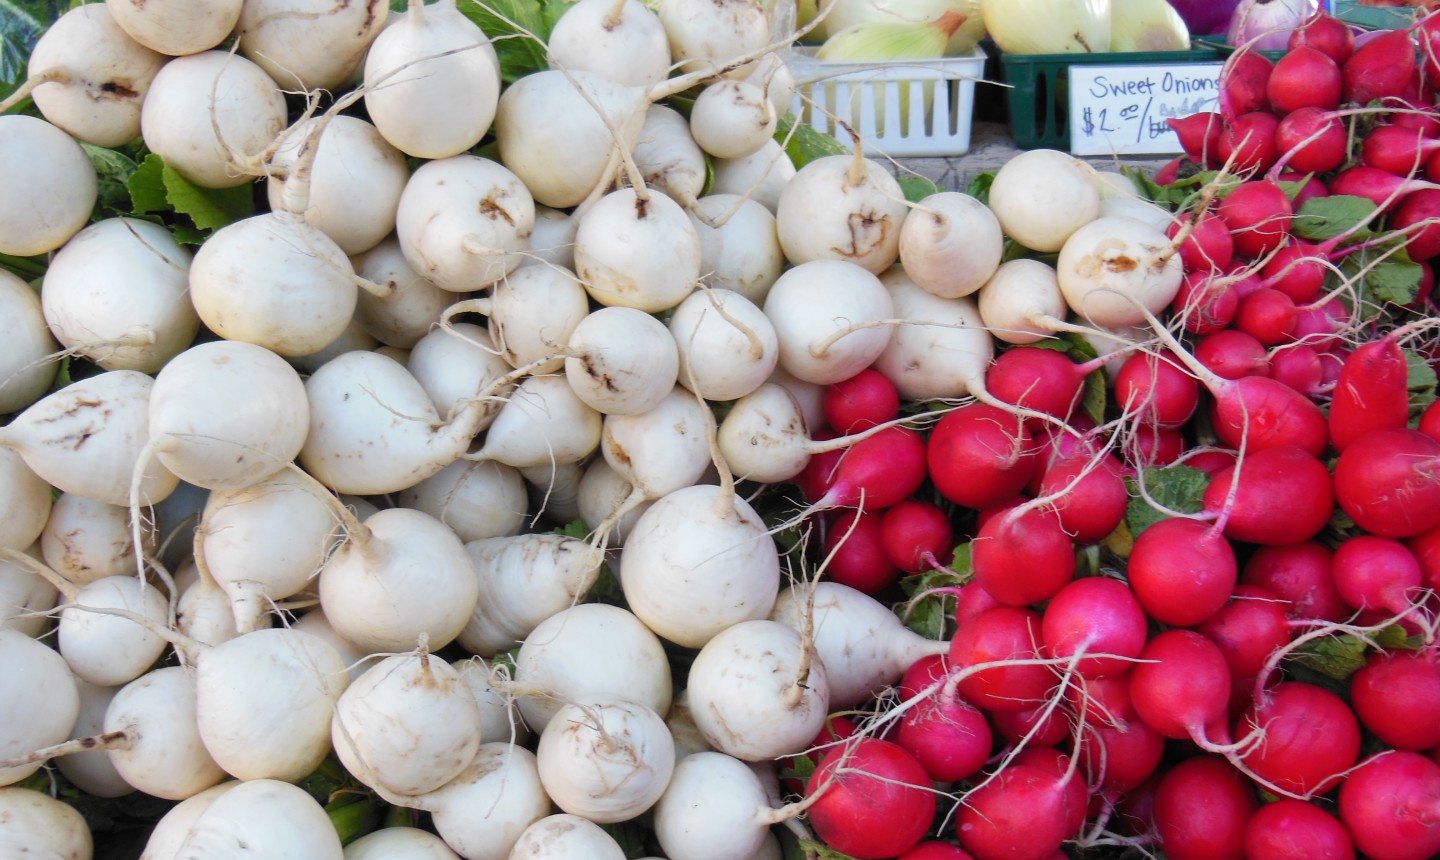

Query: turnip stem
[{"left": 0, "top": 731, "right": 134, "bottom": 770}]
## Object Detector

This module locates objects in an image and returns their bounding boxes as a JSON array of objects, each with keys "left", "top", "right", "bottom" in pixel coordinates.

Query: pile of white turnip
[{"left": 8, "top": 1, "right": 1440, "bottom": 858}]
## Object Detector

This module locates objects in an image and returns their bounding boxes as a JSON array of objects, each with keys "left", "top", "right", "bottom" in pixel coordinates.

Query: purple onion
[
  {"left": 1227, "top": 0, "right": 1320, "bottom": 51},
  {"left": 1168, "top": 0, "right": 1244, "bottom": 37}
]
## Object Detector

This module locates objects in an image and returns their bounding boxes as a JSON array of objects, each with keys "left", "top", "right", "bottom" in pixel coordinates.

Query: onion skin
[
  {"left": 1168, "top": 0, "right": 1241, "bottom": 36},
  {"left": 1227, "top": 0, "right": 1318, "bottom": 52}
]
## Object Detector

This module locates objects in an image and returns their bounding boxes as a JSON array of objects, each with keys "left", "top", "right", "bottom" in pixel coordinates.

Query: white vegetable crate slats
[{"left": 785, "top": 45, "right": 988, "bottom": 157}]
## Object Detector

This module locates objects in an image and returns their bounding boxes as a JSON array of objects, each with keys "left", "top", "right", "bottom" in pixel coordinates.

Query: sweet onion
[
  {"left": 1227, "top": 0, "right": 1318, "bottom": 52},
  {"left": 981, "top": 0, "right": 1111, "bottom": 55},
  {"left": 1111, "top": 0, "right": 1190, "bottom": 52}
]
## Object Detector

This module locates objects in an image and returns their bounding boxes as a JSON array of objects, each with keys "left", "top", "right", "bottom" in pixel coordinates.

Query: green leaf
[
  {"left": 1291, "top": 625, "right": 1414, "bottom": 680},
  {"left": 1123, "top": 464, "right": 1210, "bottom": 539},
  {"left": 1122, "top": 164, "right": 1166, "bottom": 205},
  {"left": 775, "top": 113, "right": 847, "bottom": 170},
  {"left": 896, "top": 545, "right": 970, "bottom": 641},
  {"left": 81, "top": 143, "right": 140, "bottom": 219},
  {"left": 966, "top": 170, "right": 994, "bottom": 205},
  {"left": 456, "top": 0, "right": 563, "bottom": 85},
  {"left": 1333, "top": 240, "right": 1424, "bottom": 318},
  {"left": 797, "top": 839, "right": 864, "bottom": 860},
  {"left": 127, "top": 153, "right": 169, "bottom": 215},
  {"left": 161, "top": 161, "right": 255, "bottom": 233},
  {"left": 1407, "top": 348, "right": 1438, "bottom": 417},
  {"left": 0, "top": 251, "right": 46, "bottom": 280},
  {"left": 0, "top": 0, "right": 70, "bottom": 95},
  {"left": 897, "top": 175, "right": 941, "bottom": 203},
  {"left": 1292, "top": 195, "right": 1378, "bottom": 242}
]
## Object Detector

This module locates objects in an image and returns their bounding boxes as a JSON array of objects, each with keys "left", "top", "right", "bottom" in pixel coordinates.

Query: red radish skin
[
  {"left": 1268, "top": 47, "right": 1343, "bottom": 113},
  {"left": 1273, "top": 107, "right": 1348, "bottom": 175},
  {"left": 1267, "top": 344, "right": 1324, "bottom": 396},
  {"left": 1129, "top": 629, "right": 1233, "bottom": 746},
  {"left": 1168, "top": 210, "right": 1233, "bottom": 272},
  {"left": 823, "top": 509, "right": 901, "bottom": 596},
  {"left": 1243, "top": 798, "right": 1355, "bottom": 860},
  {"left": 1389, "top": 188, "right": 1440, "bottom": 261},
  {"left": 1207, "top": 374, "right": 1329, "bottom": 458},
  {"left": 1240, "top": 541, "right": 1351, "bottom": 622},
  {"left": 1167, "top": 112, "right": 1221, "bottom": 164},
  {"left": 780, "top": 715, "right": 858, "bottom": 794},
  {"left": 1123, "top": 423, "right": 1185, "bottom": 468},
  {"left": 814, "top": 426, "right": 928, "bottom": 511},
  {"left": 947, "top": 606, "right": 1053, "bottom": 713},
  {"left": 1338, "top": 751, "right": 1440, "bottom": 860},
  {"left": 1201, "top": 446, "right": 1335, "bottom": 546},
  {"left": 1216, "top": 112, "right": 1279, "bottom": 176},
  {"left": 1114, "top": 351, "right": 1200, "bottom": 428},
  {"left": 1331, "top": 534, "right": 1424, "bottom": 617},
  {"left": 1196, "top": 328, "right": 1270, "bottom": 380},
  {"left": 1351, "top": 649, "right": 1440, "bottom": 751},
  {"left": 1329, "top": 166, "right": 1440, "bottom": 210},
  {"left": 1259, "top": 240, "right": 1327, "bottom": 304},
  {"left": 1006, "top": 748, "right": 1087, "bottom": 838},
  {"left": 899, "top": 843, "right": 976, "bottom": 860},
  {"left": 1153, "top": 755, "right": 1256, "bottom": 860},
  {"left": 1035, "top": 453, "right": 1128, "bottom": 544},
  {"left": 823, "top": 368, "right": 899, "bottom": 433},
  {"left": 880, "top": 500, "right": 954, "bottom": 573},
  {"left": 805, "top": 738, "right": 937, "bottom": 860},
  {"left": 983, "top": 347, "right": 1090, "bottom": 428},
  {"left": 895, "top": 691, "right": 992, "bottom": 783},
  {"left": 1174, "top": 271, "right": 1239, "bottom": 335},
  {"left": 1362, "top": 124, "right": 1440, "bottom": 176},
  {"left": 1408, "top": 520, "right": 1440, "bottom": 592},
  {"left": 1040, "top": 577, "right": 1147, "bottom": 679},
  {"left": 1126, "top": 517, "right": 1237, "bottom": 627},
  {"left": 926, "top": 403, "right": 1038, "bottom": 510},
  {"left": 1194, "top": 585, "right": 1292, "bottom": 685},
  {"left": 972, "top": 506, "right": 1074, "bottom": 607},
  {"left": 1234, "top": 288, "right": 1300, "bottom": 345},
  {"left": 954, "top": 763, "right": 1082, "bottom": 860},
  {"left": 990, "top": 701, "right": 1070, "bottom": 748},
  {"left": 1342, "top": 27, "right": 1417, "bottom": 107},
  {"left": 1334, "top": 428, "right": 1440, "bottom": 538},
  {"left": 793, "top": 430, "right": 845, "bottom": 504},
  {"left": 1217, "top": 180, "right": 1293, "bottom": 259},
  {"left": 1220, "top": 50, "right": 1273, "bottom": 120},
  {"left": 1236, "top": 681, "right": 1361, "bottom": 797},
  {"left": 1073, "top": 674, "right": 1166, "bottom": 795}
]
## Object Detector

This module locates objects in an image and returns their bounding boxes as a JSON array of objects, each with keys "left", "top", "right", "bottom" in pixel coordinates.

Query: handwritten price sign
[{"left": 1067, "top": 63, "right": 1224, "bottom": 156}]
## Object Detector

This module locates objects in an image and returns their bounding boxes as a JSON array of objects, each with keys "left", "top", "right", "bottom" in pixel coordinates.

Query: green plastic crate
[{"left": 1000, "top": 45, "right": 1226, "bottom": 150}]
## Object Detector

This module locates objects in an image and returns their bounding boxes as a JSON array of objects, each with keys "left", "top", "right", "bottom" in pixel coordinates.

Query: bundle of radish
[{"left": 12, "top": 1, "right": 1440, "bottom": 858}]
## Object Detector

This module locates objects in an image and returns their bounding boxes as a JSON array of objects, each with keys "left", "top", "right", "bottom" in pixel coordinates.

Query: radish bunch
[{"left": 8, "top": 1, "right": 1440, "bottom": 859}]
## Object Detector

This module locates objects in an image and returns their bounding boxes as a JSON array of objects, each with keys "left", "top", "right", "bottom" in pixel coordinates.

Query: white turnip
[
  {"left": 458, "top": 532, "right": 603, "bottom": 656},
  {"left": 986, "top": 148, "right": 1102, "bottom": 253},
  {"left": 668, "top": 287, "right": 779, "bottom": 401},
  {"left": 763, "top": 259, "right": 895, "bottom": 385},
  {"left": 0, "top": 270, "right": 59, "bottom": 416},
  {"left": 871, "top": 266, "right": 994, "bottom": 401},
  {"left": 687, "top": 195, "right": 785, "bottom": 305},
  {"left": 0, "top": 449, "right": 52, "bottom": 552},
  {"left": 0, "top": 627, "right": 81, "bottom": 787},
  {"left": 547, "top": 0, "right": 672, "bottom": 88},
  {"left": 407, "top": 323, "right": 514, "bottom": 423},
  {"left": 1056, "top": 215, "right": 1185, "bottom": 329},
  {"left": 632, "top": 104, "right": 707, "bottom": 208},
  {"left": 105, "top": 0, "right": 242, "bottom": 56},
  {"left": 144, "top": 777, "right": 343, "bottom": 858},
  {"left": 104, "top": 665, "right": 228, "bottom": 800},
  {"left": 399, "top": 459, "right": 528, "bottom": 544},
  {"left": 565, "top": 307, "right": 680, "bottom": 415},
  {"left": 537, "top": 697, "right": 676, "bottom": 823},
  {"left": 507, "top": 814, "right": 628, "bottom": 859},
  {"left": 690, "top": 78, "right": 777, "bottom": 159},
  {"left": 774, "top": 150, "right": 908, "bottom": 274},
  {"left": 58, "top": 575, "right": 169, "bottom": 687},
  {"left": 899, "top": 191, "right": 1005, "bottom": 299},
  {"left": 0, "top": 545, "right": 58, "bottom": 638},
  {"left": 351, "top": 237, "right": 454, "bottom": 349},
  {"left": 41, "top": 493, "right": 158, "bottom": 586},
  {"left": 0, "top": 115, "right": 98, "bottom": 256},
  {"left": 236, "top": 0, "right": 388, "bottom": 92},
  {"left": 0, "top": 786, "right": 93, "bottom": 858},
  {"left": 397, "top": 743, "right": 550, "bottom": 860},
  {"left": 574, "top": 186, "right": 702, "bottom": 313},
  {"left": 710, "top": 139, "right": 796, "bottom": 213}
]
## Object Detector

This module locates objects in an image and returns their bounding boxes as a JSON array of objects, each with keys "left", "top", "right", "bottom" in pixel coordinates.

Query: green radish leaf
[
  {"left": 0, "top": 252, "right": 46, "bottom": 281},
  {"left": 966, "top": 169, "right": 994, "bottom": 205},
  {"left": 896, "top": 545, "right": 970, "bottom": 641},
  {"left": 1407, "top": 348, "right": 1438, "bottom": 417},
  {"left": 81, "top": 143, "right": 140, "bottom": 220},
  {"left": 1123, "top": 464, "right": 1210, "bottom": 539},
  {"left": 797, "top": 839, "right": 864, "bottom": 860},
  {"left": 127, "top": 153, "right": 169, "bottom": 215},
  {"left": 160, "top": 160, "right": 255, "bottom": 236},
  {"left": 1292, "top": 195, "right": 1378, "bottom": 242},
  {"left": 1292, "top": 626, "right": 1416, "bottom": 680},
  {"left": 456, "top": 0, "right": 565, "bottom": 84},
  {"left": 898, "top": 175, "right": 941, "bottom": 203},
  {"left": 775, "top": 113, "right": 847, "bottom": 169},
  {"left": 1122, "top": 164, "right": 1166, "bottom": 205},
  {"left": 0, "top": 0, "right": 71, "bottom": 98}
]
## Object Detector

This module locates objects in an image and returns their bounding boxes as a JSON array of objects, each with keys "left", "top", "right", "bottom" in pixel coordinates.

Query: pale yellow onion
[
  {"left": 1110, "top": 0, "right": 1189, "bottom": 52},
  {"left": 816, "top": 0, "right": 982, "bottom": 54},
  {"left": 815, "top": 19, "right": 949, "bottom": 132},
  {"left": 981, "top": 0, "right": 1111, "bottom": 54}
]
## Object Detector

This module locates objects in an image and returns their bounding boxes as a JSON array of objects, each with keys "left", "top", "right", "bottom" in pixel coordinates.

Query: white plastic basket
[{"left": 785, "top": 45, "right": 988, "bottom": 158}]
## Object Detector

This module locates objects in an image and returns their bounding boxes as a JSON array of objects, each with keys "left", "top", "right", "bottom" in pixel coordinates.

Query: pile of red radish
[{"left": 8, "top": 1, "right": 1440, "bottom": 858}]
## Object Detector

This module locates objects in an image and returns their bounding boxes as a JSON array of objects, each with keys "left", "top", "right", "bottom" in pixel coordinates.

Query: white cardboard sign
[{"left": 1066, "top": 62, "right": 1225, "bottom": 156}]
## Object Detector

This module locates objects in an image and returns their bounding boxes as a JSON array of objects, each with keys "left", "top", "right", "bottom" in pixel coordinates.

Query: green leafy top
[{"left": 0, "top": 0, "right": 73, "bottom": 98}]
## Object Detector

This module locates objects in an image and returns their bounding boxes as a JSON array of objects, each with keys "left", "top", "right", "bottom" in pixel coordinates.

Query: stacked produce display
[{"left": 6, "top": 1, "right": 1440, "bottom": 859}]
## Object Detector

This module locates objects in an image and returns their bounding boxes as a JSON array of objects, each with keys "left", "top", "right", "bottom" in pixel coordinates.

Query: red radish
[
  {"left": 1194, "top": 585, "right": 1292, "bottom": 685},
  {"left": 823, "top": 509, "right": 902, "bottom": 595},
  {"left": 1272, "top": 107, "right": 1348, "bottom": 175},
  {"left": 1174, "top": 270, "right": 1240, "bottom": 335},
  {"left": 954, "top": 763, "right": 1083, "bottom": 860},
  {"left": 1342, "top": 27, "right": 1417, "bottom": 106},
  {"left": 1338, "top": 751, "right": 1440, "bottom": 860},
  {"left": 1234, "top": 288, "right": 1301, "bottom": 345},
  {"left": 1408, "top": 520, "right": 1440, "bottom": 592},
  {"left": 1114, "top": 351, "right": 1200, "bottom": 427},
  {"left": 1268, "top": 344, "right": 1324, "bottom": 396},
  {"left": 1167, "top": 210, "right": 1234, "bottom": 272},
  {"left": 947, "top": 606, "right": 1053, "bottom": 713},
  {"left": 1201, "top": 446, "right": 1335, "bottom": 546},
  {"left": 1073, "top": 674, "right": 1166, "bottom": 795},
  {"left": 1334, "top": 428, "right": 1440, "bottom": 538},
  {"left": 971, "top": 506, "right": 1074, "bottom": 607},
  {"left": 1217, "top": 179, "right": 1293, "bottom": 259},
  {"left": 1390, "top": 188, "right": 1440, "bottom": 261},
  {"left": 1279, "top": 170, "right": 1330, "bottom": 206},
  {"left": 895, "top": 689, "right": 991, "bottom": 783},
  {"left": 823, "top": 368, "right": 898, "bottom": 433},
  {"left": 792, "top": 430, "right": 845, "bottom": 503},
  {"left": 900, "top": 843, "right": 976, "bottom": 860},
  {"left": 1289, "top": 11, "right": 1354, "bottom": 63},
  {"left": 1127, "top": 517, "right": 1236, "bottom": 627},
  {"left": 1286, "top": 295, "right": 1348, "bottom": 352},
  {"left": 1237, "top": 681, "right": 1361, "bottom": 797},
  {"left": 1329, "top": 166, "right": 1440, "bottom": 210},
  {"left": 983, "top": 347, "right": 1092, "bottom": 428},
  {"left": 1124, "top": 423, "right": 1185, "bottom": 468},
  {"left": 1268, "top": 47, "right": 1343, "bottom": 113},
  {"left": 1035, "top": 453, "right": 1127, "bottom": 544},
  {"left": 805, "top": 738, "right": 936, "bottom": 860},
  {"left": 990, "top": 700, "right": 1070, "bottom": 748},
  {"left": 1363, "top": 124, "right": 1440, "bottom": 176},
  {"left": 1167, "top": 112, "right": 1222, "bottom": 164},
  {"left": 1351, "top": 649, "right": 1440, "bottom": 751},
  {"left": 880, "top": 500, "right": 954, "bottom": 574},
  {"left": 779, "top": 715, "right": 858, "bottom": 794},
  {"left": 1240, "top": 540, "right": 1350, "bottom": 622},
  {"left": 1333, "top": 535, "right": 1425, "bottom": 619},
  {"left": 1217, "top": 112, "right": 1280, "bottom": 175},
  {"left": 1178, "top": 446, "right": 1238, "bottom": 475},
  {"left": 927, "top": 403, "right": 1038, "bottom": 510},
  {"left": 1154, "top": 155, "right": 1187, "bottom": 185},
  {"left": 1040, "top": 577, "right": 1147, "bottom": 679},
  {"left": 1153, "top": 755, "right": 1256, "bottom": 860},
  {"left": 1244, "top": 798, "right": 1355, "bottom": 860},
  {"left": 1129, "top": 629, "right": 1233, "bottom": 748},
  {"left": 811, "top": 426, "right": 928, "bottom": 511},
  {"left": 1261, "top": 240, "right": 1328, "bottom": 303},
  {"left": 1219, "top": 50, "right": 1273, "bottom": 120},
  {"left": 1005, "top": 747, "right": 1087, "bottom": 837},
  {"left": 1423, "top": 400, "right": 1440, "bottom": 444}
]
